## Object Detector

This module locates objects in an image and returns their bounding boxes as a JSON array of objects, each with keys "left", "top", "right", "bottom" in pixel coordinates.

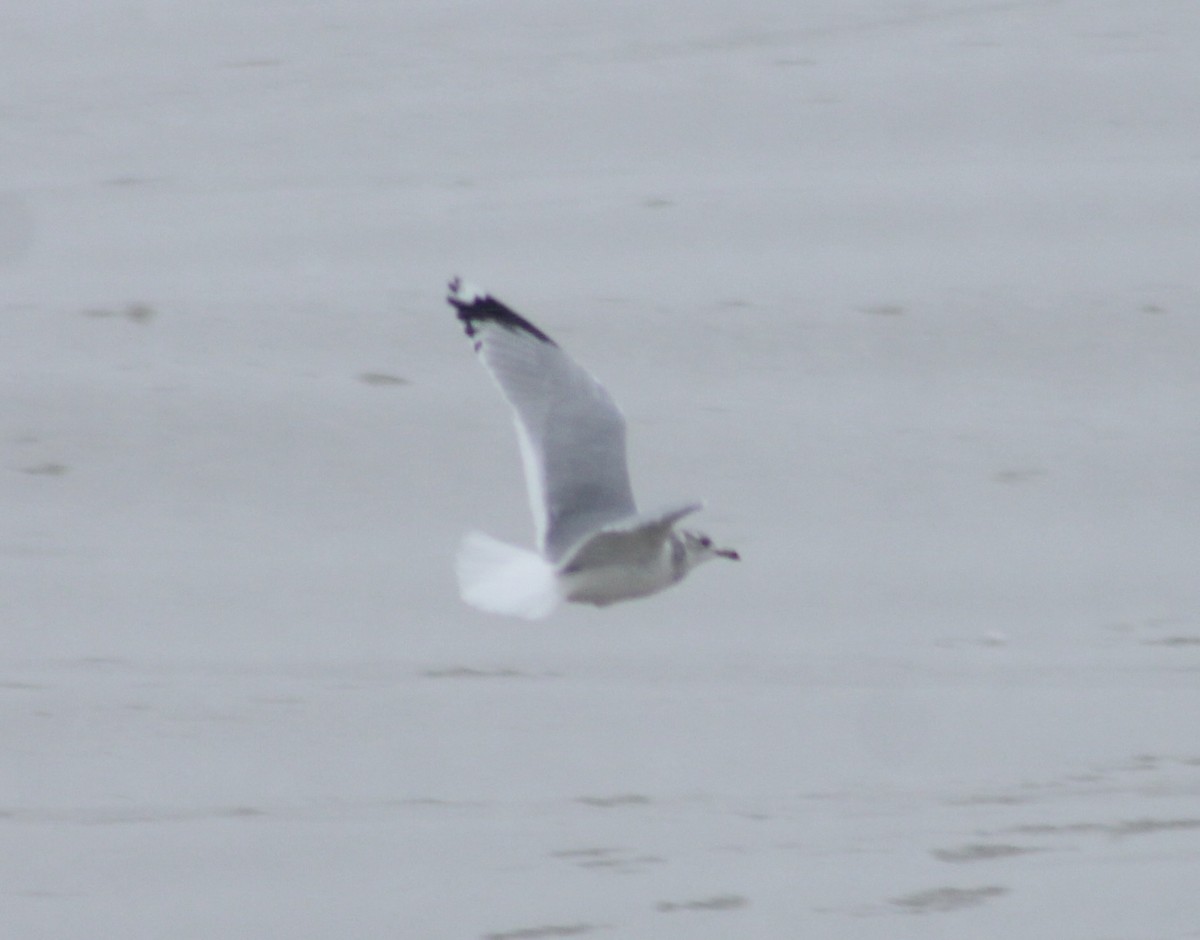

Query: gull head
[{"left": 680, "top": 530, "right": 740, "bottom": 567}]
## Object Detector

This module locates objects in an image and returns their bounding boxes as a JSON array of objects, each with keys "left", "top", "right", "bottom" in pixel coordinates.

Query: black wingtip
[{"left": 447, "top": 277, "right": 557, "bottom": 346}]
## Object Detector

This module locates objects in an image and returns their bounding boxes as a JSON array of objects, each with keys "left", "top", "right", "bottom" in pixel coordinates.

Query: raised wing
[{"left": 449, "top": 279, "right": 638, "bottom": 562}]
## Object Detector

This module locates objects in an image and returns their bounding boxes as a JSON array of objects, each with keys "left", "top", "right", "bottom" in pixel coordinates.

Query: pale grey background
[{"left": 3, "top": 2, "right": 1199, "bottom": 937}]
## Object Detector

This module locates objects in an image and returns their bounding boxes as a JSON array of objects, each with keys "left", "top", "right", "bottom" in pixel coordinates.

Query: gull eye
[{"left": 699, "top": 536, "right": 711, "bottom": 548}]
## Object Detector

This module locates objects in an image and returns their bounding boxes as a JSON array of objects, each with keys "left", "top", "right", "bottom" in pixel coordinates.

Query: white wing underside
[
  {"left": 471, "top": 315, "right": 638, "bottom": 563},
  {"left": 513, "top": 417, "right": 548, "bottom": 554}
]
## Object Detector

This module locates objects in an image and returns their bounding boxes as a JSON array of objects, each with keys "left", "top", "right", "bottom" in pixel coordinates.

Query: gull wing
[
  {"left": 558, "top": 502, "right": 702, "bottom": 573},
  {"left": 449, "top": 279, "right": 638, "bottom": 562}
]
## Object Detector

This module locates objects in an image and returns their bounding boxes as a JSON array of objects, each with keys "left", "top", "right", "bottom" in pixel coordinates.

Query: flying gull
[{"left": 448, "top": 277, "right": 738, "bottom": 618}]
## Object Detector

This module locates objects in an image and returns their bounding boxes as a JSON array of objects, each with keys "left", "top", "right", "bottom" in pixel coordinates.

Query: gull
[{"left": 448, "top": 277, "right": 738, "bottom": 619}]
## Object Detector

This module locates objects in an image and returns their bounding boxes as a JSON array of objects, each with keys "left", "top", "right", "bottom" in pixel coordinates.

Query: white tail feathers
[{"left": 455, "top": 532, "right": 560, "bottom": 619}]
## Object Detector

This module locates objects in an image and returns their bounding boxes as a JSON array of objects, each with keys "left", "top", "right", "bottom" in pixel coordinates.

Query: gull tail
[{"left": 455, "top": 532, "right": 560, "bottom": 620}]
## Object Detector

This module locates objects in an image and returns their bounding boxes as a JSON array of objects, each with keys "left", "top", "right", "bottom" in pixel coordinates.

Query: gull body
[{"left": 448, "top": 278, "right": 738, "bottom": 619}]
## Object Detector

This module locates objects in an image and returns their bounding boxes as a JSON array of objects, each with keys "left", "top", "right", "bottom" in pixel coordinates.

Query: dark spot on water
[
  {"left": 1006, "top": 818, "right": 1200, "bottom": 839},
  {"left": 100, "top": 176, "right": 167, "bottom": 188},
  {"left": 656, "top": 894, "right": 749, "bottom": 913},
  {"left": 576, "top": 794, "right": 652, "bottom": 808},
  {"left": 552, "top": 847, "right": 663, "bottom": 873},
  {"left": 357, "top": 371, "right": 410, "bottom": 387},
  {"left": 483, "top": 925, "right": 598, "bottom": 940},
  {"left": 420, "top": 666, "right": 538, "bottom": 680},
  {"left": 224, "top": 58, "right": 283, "bottom": 69},
  {"left": 993, "top": 468, "right": 1046, "bottom": 484},
  {"left": 1144, "top": 635, "right": 1200, "bottom": 647},
  {"left": 217, "top": 806, "right": 267, "bottom": 818},
  {"left": 947, "top": 793, "right": 1031, "bottom": 807},
  {"left": 551, "top": 848, "right": 618, "bottom": 860},
  {"left": 83, "top": 302, "right": 155, "bottom": 323},
  {"left": 19, "top": 462, "right": 68, "bottom": 476},
  {"left": 891, "top": 885, "right": 1008, "bottom": 913},
  {"left": 932, "top": 843, "right": 1042, "bottom": 863}
]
